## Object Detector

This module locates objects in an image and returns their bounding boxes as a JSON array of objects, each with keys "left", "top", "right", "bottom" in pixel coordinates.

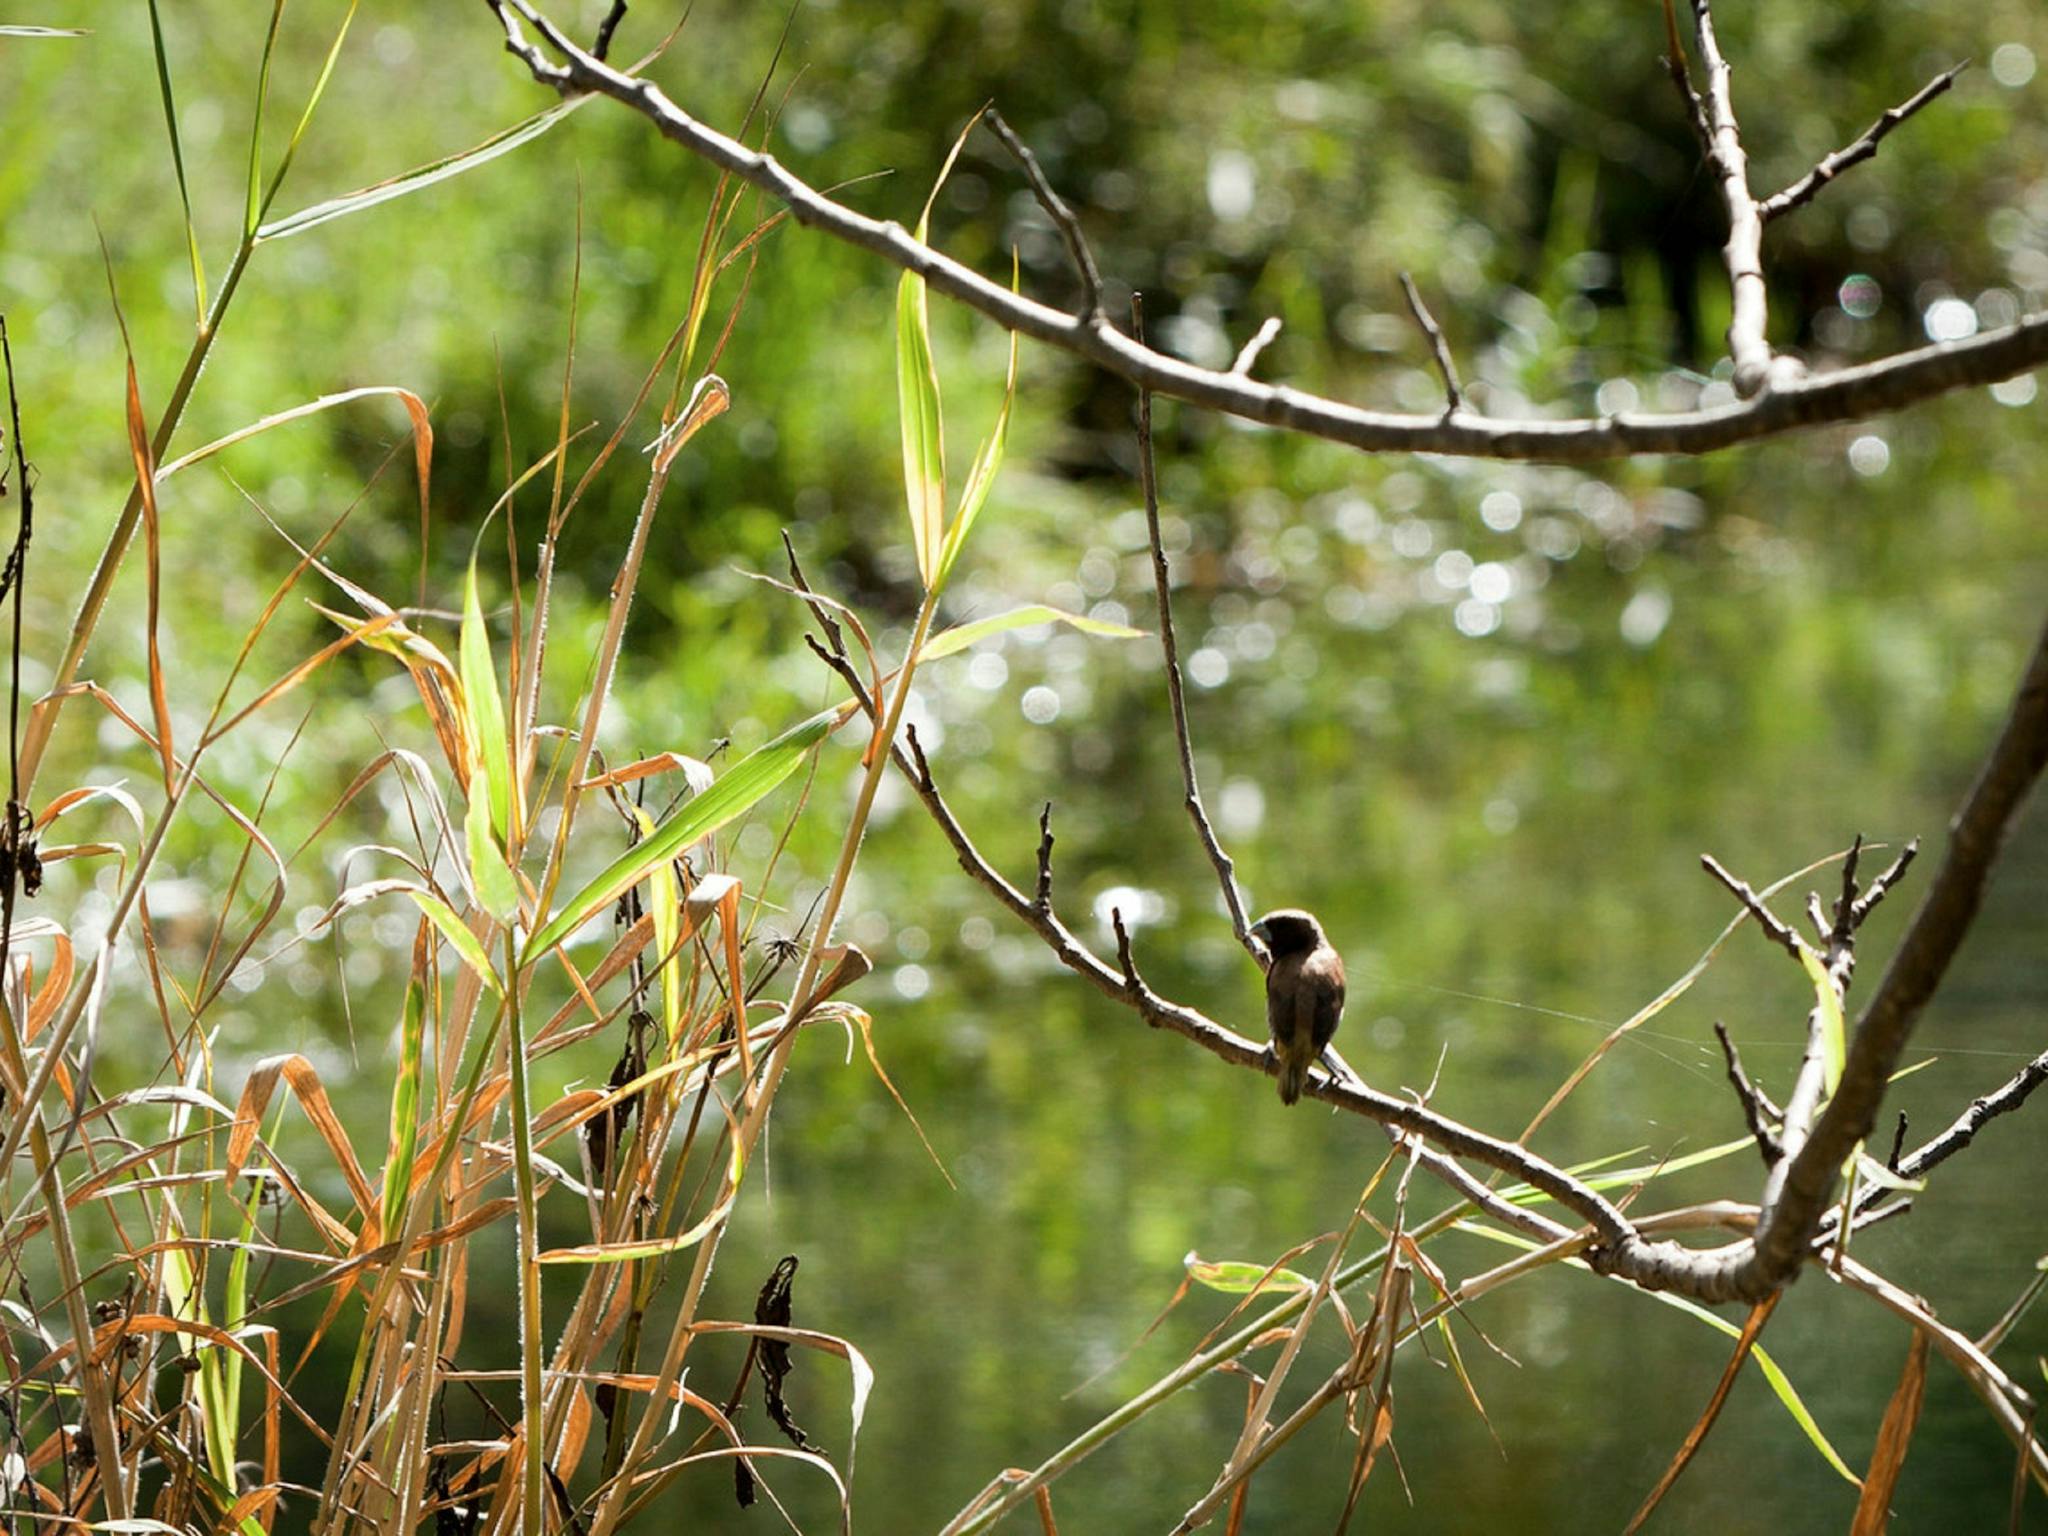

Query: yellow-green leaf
[
  {"left": 897, "top": 268, "right": 946, "bottom": 588},
  {"left": 919, "top": 605, "right": 1146, "bottom": 665},
  {"left": 381, "top": 974, "right": 427, "bottom": 1233},
  {"left": 465, "top": 785, "right": 519, "bottom": 925},
  {"left": 460, "top": 541, "right": 514, "bottom": 843},
  {"left": 1798, "top": 941, "right": 1847, "bottom": 1097},
  {"left": 522, "top": 707, "right": 836, "bottom": 964},
  {"left": 1185, "top": 1252, "right": 1316, "bottom": 1296},
  {"left": 935, "top": 251, "right": 1021, "bottom": 590}
]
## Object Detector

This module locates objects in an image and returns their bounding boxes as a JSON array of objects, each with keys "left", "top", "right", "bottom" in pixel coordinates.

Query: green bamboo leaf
[
  {"left": 522, "top": 707, "right": 836, "bottom": 964},
  {"left": 465, "top": 786, "right": 519, "bottom": 925},
  {"left": 897, "top": 268, "right": 946, "bottom": 588},
  {"left": 1502, "top": 1134, "right": 1756, "bottom": 1203},
  {"left": 257, "top": 98, "right": 585, "bottom": 242},
  {"left": 407, "top": 888, "right": 500, "bottom": 995},
  {"left": 919, "top": 605, "right": 1147, "bottom": 665},
  {"left": 632, "top": 807, "right": 685, "bottom": 1044},
  {"left": 322, "top": 879, "right": 501, "bottom": 995},
  {"left": 1651, "top": 1292, "right": 1861, "bottom": 1486},
  {"left": 934, "top": 253, "right": 1021, "bottom": 591},
  {"left": 460, "top": 541, "right": 514, "bottom": 843},
  {"left": 895, "top": 110, "right": 987, "bottom": 592}
]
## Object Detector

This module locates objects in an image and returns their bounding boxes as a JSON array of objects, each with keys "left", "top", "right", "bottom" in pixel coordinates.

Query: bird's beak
[{"left": 1249, "top": 919, "right": 1270, "bottom": 943}]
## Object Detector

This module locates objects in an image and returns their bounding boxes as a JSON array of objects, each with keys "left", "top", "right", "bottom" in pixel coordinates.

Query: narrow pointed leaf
[
  {"left": 258, "top": 98, "right": 585, "bottom": 241},
  {"left": 934, "top": 252, "right": 1021, "bottom": 590},
  {"left": 523, "top": 707, "right": 835, "bottom": 963},
  {"left": 466, "top": 786, "right": 518, "bottom": 924},
  {"left": 144, "top": 0, "right": 205, "bottom": 318},
  {"left": 919, "top": 605, "right": 1146, "bottom": 665},
  {"left": 1798, "top": 940, "right": 1847, "bottom": 1096},
  {"left": 380, "top": 970, "right": 428, "bottom": 1234},
  {"left": 896, "top": 268, "right": 946, "bottom": 587},
  {"left": 1185, "top": 1254, "right": 1317, "bottom": 1297},
  {"left": 461, "top": 542, "right": 514, "bottom": 842}
]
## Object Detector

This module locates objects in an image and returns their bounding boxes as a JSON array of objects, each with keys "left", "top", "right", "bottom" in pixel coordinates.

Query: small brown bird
[{"left": 1251, "top": 909, "right": 1346, "bottom": 1105}]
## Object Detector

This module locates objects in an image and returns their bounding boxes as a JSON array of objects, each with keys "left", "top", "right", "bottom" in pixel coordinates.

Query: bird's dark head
[{"left": 1250, "top": 908, "right": 1327, "bottom": 958}]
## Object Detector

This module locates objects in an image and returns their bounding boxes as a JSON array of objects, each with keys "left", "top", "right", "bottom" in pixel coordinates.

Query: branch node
[{"left": 1886, "top": 1111, "right": 1908, "bottom": 1174}]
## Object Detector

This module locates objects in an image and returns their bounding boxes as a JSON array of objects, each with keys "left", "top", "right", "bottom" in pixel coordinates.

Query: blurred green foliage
[{"left": 4, "top": 0, "right": 2048, "bottom": 1528}]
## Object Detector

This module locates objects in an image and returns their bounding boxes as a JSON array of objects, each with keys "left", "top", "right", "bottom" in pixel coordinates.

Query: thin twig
[
  {"left": 1759, "top": 65, "right": 1967, "bottom": 221},
  {"left": 1658, "top": 0, "right": 1711, "bottom": 150},
  {"left": 1228, "top": 316, "right": 1283, "bottom": 378},
  {"left": 983, "top": 108, "right": 1104, "bottom": 319},
  {"left": 1033, "top": 802, "right": 1055, "bottom": 912},
  {"left": 1133, "top": 295, "right": 1256, "bottom": 956},
  {"left": 590, "top": 0, "right": 628, "bottom": 59},
  {"left": 1700, "top": 853, "right": 1801, "bottom": 957},
  {"left": 489, "top": 0, "right": 2048, "bottom": 462},
  {"left": 1712, "top": 1022, "right": 1782, "bottom": 1164},
  {"left": 1397, "top": 273, "right": 1462, "bottom": 413}
]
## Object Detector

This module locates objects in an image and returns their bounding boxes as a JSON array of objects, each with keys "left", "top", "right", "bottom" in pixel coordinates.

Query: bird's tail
[{"left": 1277, "top": 1057, "right": 1308, "bottom": 1106}]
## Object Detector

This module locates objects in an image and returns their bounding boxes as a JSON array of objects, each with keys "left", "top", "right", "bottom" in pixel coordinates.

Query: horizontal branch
[{"left": 491, "top": 0, "right": 2048, "bottom": 464}]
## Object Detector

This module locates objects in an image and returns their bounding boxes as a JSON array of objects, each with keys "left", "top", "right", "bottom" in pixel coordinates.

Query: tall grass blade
[
  {"left": 252, "top": 0, "right": 360, "bottom": 232},
  {"left": 144, "top": 0, "right": 206, "bottom": 319},
  {"left": 243, "top": 1, "right": 287, "bottom": 238},
  {"left": 258, "top": 98, "right": 586, "bottom": 242}
]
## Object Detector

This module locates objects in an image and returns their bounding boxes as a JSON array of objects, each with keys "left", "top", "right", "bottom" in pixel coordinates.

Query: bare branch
[
  {"left": 489, "top": 1, "right": 2048, "bottom": 462},
  {"left": 1895, "top": 1046, "right": 2048, "bottom": 1183},
  {"left": 1760, "top": 65, "right": 1966, "bottom": 221},
  {"left": 1397, "top": 272, "right": 1463, "bottom": 414},
  {"left": 1134, "top": 297, "right": 1256, "bottom": 957},
  {"left": 983, "top": 108, "right": 1104, "bottom": 319},
  {"left": 1687, "top": 0, "right": 1793, "bottom": 398}
]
